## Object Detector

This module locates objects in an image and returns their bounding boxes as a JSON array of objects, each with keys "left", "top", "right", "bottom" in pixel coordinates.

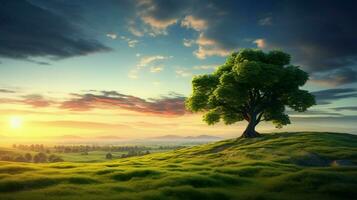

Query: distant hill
[{"left": 150, "top": 134, "right": 221, "bottom": 141}]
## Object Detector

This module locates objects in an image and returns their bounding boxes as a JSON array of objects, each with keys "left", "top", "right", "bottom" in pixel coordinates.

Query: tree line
[{"left": 0, "top": 152, "right": 63, "bottom": 163}]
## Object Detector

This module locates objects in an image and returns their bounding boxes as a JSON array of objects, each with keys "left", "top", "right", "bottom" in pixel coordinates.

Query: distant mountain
[
  {"left": 151, "top": 135, "right": 184, "bottom": 140},
  {"left": 95, "top": 135, "right": 123, "bottom": 140},
  {"left": 185, "top": 135, "right": 221, "bottom": 140},
  {"left": 58, "top": 135, "right": 83, "bottom": 140},
  {"left": 151, "top": 134, "right": 221, "bottom": 141}
]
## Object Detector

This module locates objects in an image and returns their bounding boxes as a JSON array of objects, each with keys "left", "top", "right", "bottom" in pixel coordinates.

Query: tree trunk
[{"left": 241, "top": 118, "right": 260, "bottom": 138}]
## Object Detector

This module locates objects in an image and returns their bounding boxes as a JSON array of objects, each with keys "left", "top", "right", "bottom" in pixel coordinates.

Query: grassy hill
[{"left": 0, "top": 132, "right": 356, "bottom": 200}]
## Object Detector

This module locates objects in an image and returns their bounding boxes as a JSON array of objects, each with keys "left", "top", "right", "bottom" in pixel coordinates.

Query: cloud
[
  {"left": 0, "top": 94, "right": 53, "bottom": 108},
  {"left": 59, "top": 91, "right": 187, "bottom": 116},
  {"left": 131, "top": 0, "right": 357, "bottom": 83},
  {"left": 141, "top": 16, "right": 177, "bottom": 32},
  {"left": 181, "top": 15, "right": 208, "bottom": 31},
  {"left": 253, "top": 39, "right": 266, "bottom": 49},
  {"left": 21, "top": 94, "right": 53, "bottom": 108},
  {"left": 183, "top": 38, "right": 195, "bottom": 47},
  {"left": 287, "top": 109, "right": 342, "bottom": 117},
  {"left": 175, "top": 68, "right": 192, "bottom": 77},
  {"left": 119, "top": 36, "right": 139, "bottom": 48},
  {"left": 128, "top": 40, "right": 139, "bottom": 47},
  {"left": 311, "top": 88, "right": 357, "bottom": 105},
  {"left": 106, "top": 33, "right": 118, "bottom": 39},
  {"left": 127, "top": 20, "right": 145, "bottom": 37},
  {"left": 129, "top": 55, "right": 171, "bottom": 78},
  {"left": 0, "top": 0, "right": 111, "bottom": 63},
  {"left": 0, "top": 89, "right": 16, "bottom": 93},
  {"left": 259, "top": 1, "right": 357, "bottom": 85},
  {"left": 194, "top": 34, "right": 231, "bottom": 59},
  {"left": 137, "top": 55, "right": 169, "bottom": 67},
  {"left": 134, "top": 0, "right": 189, "bottom": 36},
  {"left": 310, "top": 68, "right": 357, "bottom": 86},
  {"left": 332, "top": 106, "right": 357, "bottom": 111},
  {"left": 150, "top": 66, "right": 164, "bottom": 73},
  {"left": 132, "top": 1, "right": 238, "bottom": 59},
  {"left": 258, "top": 16, "right": 272, "bottom": 26}
]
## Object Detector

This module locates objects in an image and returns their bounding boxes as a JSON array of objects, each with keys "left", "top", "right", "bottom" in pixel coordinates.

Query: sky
[{"left": 0, "top": 0, "right": 356, "bottom": 142}]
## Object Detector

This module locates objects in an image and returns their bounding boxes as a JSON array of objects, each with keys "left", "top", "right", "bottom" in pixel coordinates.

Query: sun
[{"left": 10, "top": 116, "right": 23, "bottom": 129}]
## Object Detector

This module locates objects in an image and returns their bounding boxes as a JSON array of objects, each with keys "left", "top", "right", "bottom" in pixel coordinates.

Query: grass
[{"left": 0, "top": 132, "right": 356, "bottom": 199}]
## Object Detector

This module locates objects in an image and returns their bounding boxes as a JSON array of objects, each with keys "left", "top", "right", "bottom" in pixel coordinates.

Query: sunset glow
[{"left": 9, "top": 116, "right": 22, "bottom": 129}]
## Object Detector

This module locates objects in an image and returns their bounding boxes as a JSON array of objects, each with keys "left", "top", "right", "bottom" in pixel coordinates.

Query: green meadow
[{"left": 0, "top": 132, "right": 356, "bottom": 200}]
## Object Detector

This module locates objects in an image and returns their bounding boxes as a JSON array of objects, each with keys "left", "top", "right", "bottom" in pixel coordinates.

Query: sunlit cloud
[
  {"left": 150, "top": 66, "right": 164, "bottom": 73},
  {"left": 0, "top": 94, "right": 53, "bottom": 108},
  {"left": 120, "top": 36, "right": 139, "bottom": 48},
  {"left": 129, "top": 55, "right": 171, "bottom": 78},
  {"left": 106, "top": 33, "right": 117, "bottom": 39},
  {"left": 181, "top": 15, "right": 208, "bottom": 31},
  {"left": 175, "top": 68, "right": 193, "bottom": 77},
  {"left": 141, "top": 16, "right": 177, "bottom": 35},
  {"left": 253, "top": 38, "right": 266, "bottom": 48},
  {"left": 183, "top": 38, "right": 195, "bottom": 47},
  {"left": 193, "top": 34, "right": 231, "bottom": 59},
  {"left": 127, "top": 20, "right": 145, "bottom": 37},
  {"left": 137, "top": 55, "right": 169, "bottom": 67}
]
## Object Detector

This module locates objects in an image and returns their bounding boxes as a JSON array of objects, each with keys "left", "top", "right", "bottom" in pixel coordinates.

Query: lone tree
[
  {"left": 186, "top": 49, "right": 315, "bottom": 138},
  {"left": 106, "top": 152, "right": 113, "bottom": 159}
]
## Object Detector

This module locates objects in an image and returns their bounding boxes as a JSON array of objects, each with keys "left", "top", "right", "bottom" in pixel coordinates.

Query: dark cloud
[
  {"left": 267, "top": 1, "right": 357, "bottom": 71},
  {"left": 60, "top": 91, "right": 186, "bottom": 116},
  {"left": 311, "top": 68, "right": 357, "bottom": 86},
  {"left": 286, "top": 110, "right": 342, "bottom": 116},
  {"left": 0, "top": 89, "right": 16, "bottom": 93},
  {"left": 332, "top": 106, "right": 357, "bottom": 111},
  {"left": 134, "top": 0, "right": 357, "bottom": 85},
  {"left": 257, "top": 0, "right": 357, "bottom": 85},
  {"left": 0, "top": 0, "right": 110, "bottom": 63},
  {"left": 311, "top": 88, "right": 357, "bottom": 105}
]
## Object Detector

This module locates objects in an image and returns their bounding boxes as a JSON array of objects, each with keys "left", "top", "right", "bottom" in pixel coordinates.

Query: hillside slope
[{"left": 0, "top": 132, "right": 356, "bottom": 200}]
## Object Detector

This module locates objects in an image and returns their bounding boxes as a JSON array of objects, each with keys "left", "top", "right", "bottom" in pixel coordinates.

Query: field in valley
[{"left": 0, "top": 132, "right": 356, "bottom": 200}]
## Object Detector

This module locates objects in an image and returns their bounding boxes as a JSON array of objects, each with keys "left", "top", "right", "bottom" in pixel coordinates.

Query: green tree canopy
[{"left": 185, "top": 49, "right": 315, "bottom": 138}]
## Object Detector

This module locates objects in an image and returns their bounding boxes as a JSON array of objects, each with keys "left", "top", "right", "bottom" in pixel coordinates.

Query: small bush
[{"left": 106, "top": 153, "right": 113, "bottom": 159}]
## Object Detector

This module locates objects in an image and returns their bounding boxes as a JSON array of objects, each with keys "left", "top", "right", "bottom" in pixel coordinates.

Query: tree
[
  {"left": 14, "top": 155, "right": 26, "bottom": 162},
  {"left": 106, "top": 153, "right": 113, "bottom": 159},
  {"left": 33, "top": 152, "right": 47, "bottom": 163},
  {"left": 186, "top": 49, "right": 315, "bottom": 138},
  {"left": 24, "top": 153, "right": 32, "bottom": 162}
]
